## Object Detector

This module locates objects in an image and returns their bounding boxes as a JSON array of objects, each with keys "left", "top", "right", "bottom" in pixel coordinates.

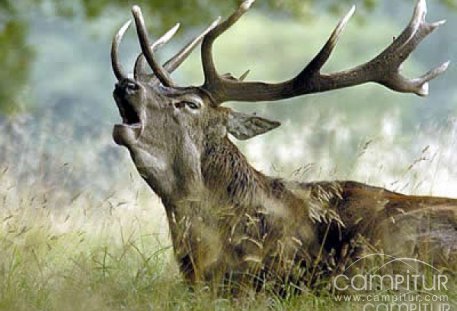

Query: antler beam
[{"left": 201, "top": 0, "right": 449, "bottom": 105}]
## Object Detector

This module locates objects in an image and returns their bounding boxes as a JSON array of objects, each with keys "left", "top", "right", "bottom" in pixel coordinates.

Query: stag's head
[
  {"left": 111, "top": 3, "right": 283, "bottom": 198},
  {"left": 111, "top": 0, "right": 448, "bottom": 198}
]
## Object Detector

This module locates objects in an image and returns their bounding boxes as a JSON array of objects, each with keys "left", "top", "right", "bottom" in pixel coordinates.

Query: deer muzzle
[{"left": 113, "top": 79, "right": 144, "bottom": 145}]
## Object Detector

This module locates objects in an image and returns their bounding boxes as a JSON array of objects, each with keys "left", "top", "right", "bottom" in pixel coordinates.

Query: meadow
[
  {"left": 0, "top": 115, "right": 455, "bottom": 311},
  {"left": 0, "top": 179, "right": 344, "bottom": 311}
]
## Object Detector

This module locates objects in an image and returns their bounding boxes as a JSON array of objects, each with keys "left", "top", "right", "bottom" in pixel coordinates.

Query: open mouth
[
  {"left": 115, "top": 96, "right": 142, "bottom": 128},
  {"left": 112, "top": 82, "right": 145, "bottom": 145},
  {"left": 113, "top": 94, "right": 144, "bottom": 145}
]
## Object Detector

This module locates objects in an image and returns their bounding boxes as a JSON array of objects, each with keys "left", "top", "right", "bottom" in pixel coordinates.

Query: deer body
[
  {"left": 110, "top": 0, "right": 455, "bottom": 294},
  {"left": 152, "top": 134, "right": 457, "bottom": 291}
]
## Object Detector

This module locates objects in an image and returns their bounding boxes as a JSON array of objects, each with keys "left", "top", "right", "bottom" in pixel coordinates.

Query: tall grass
[
  {"left": 0, "top": 170, "right": 349, "bottom": 311},
  {"left": 0, "top": 113, "right": 456, "bottom": 310}
]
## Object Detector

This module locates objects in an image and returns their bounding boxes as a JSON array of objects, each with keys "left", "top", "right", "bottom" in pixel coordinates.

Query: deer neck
[
  {"left": 201, "top": 137, "right": 267, "bottom": 206},
  {"left": 154, "top": 136, "right": 266, "bottom": 212},
  {"left": 131, "top": 132, "right": 205, "bottom": 206}
]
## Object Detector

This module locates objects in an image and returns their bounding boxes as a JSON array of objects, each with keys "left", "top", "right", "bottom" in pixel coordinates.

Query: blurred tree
[
  {"left": 3, "top": 0, "right": 457, "bottom": 30},
  {"left": 0, "top": 19, "right": 33, "bottom": 115}
]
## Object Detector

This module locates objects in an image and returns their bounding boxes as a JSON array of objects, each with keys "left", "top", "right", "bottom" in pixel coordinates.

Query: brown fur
[
  {"left": 110, "top": 0, "right": 455, "bottom": 295},
  {"left": 165, "top": 137, "right": 457, "bottom": 294}
]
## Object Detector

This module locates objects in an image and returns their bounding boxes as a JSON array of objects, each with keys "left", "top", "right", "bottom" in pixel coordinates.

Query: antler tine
[
  {"left": 201, "top": 0, "right": 448, "bottom": 104},
  {"left": 111, "top": 20, "right": 132, "bottom": 81},
  {"left": 301, "top": 6, "right": 355, "bottom": 75},
  {"left": 201, "top": 0, "right": 254, "bottom": 85},
  {"left": 131, "top": 5, "right": 175, "bottom": 87},
  {"left": 373, "top": 0, "right": 448, "bottom": 96},
  {"left": 164, "top": 17, "right": 221, "bottom": 74},
  {"left": 134, "top": 23, "right": 180, "bottom": 81},
  {"left": 135, "top": 18, "right": 221, "bottom": 83}
]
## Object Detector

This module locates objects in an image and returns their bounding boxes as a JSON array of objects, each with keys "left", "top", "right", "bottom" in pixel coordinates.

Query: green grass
[
  {"left": 0, "top": 197, "right": 341, "bottom": 310},
  {"left": 0, "top": 169, "right": 348, "bottom": 311},
  {"left": 0, "top": 171, "right": 455, "bottom": 311}
]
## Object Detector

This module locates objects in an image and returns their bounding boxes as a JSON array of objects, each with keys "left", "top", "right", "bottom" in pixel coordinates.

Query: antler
[
  {"left": 134, "top": 18, "right": 220, "bottom": 82},
  {"left": 201, "top": 0, "right": 449, "bottom": 105},
  {"left": 133, "top": 22, "right": 180, "bottom": 81},
  {"left": 111, "top": 20, "right": 132, "bottom": 81},
  {"left": 112, "top": 5, "right": 220, "bottom": 84},
  {"left": 131, "top": 6, "right": 176, "bottom": 86}
]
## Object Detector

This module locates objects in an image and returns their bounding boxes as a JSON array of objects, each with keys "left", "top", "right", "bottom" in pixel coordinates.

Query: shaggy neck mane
[{"left": 202, "top": 137, "right": 270, "bottom": 206}]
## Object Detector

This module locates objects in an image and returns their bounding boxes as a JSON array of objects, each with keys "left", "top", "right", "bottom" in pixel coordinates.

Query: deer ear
[{"left": 226, "top": 111, "right": 281, "bottom": 140}]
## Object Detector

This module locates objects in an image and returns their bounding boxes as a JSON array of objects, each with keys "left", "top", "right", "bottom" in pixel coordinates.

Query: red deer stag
[{"left": 111, "top": 0, "right": 455, "bottom": 295}]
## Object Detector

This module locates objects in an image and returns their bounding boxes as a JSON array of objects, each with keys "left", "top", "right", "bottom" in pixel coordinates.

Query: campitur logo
[{"left": 332, "top": 254, "right": 452, "bottom": 311}]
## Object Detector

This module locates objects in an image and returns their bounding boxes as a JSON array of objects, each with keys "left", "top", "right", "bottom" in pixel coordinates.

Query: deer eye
[
  {"left": 183, "top": 101, "right": 200, "bottom": 110},
  {"left": 126, "top": 81, "right": 138, "bottom": 90}
]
